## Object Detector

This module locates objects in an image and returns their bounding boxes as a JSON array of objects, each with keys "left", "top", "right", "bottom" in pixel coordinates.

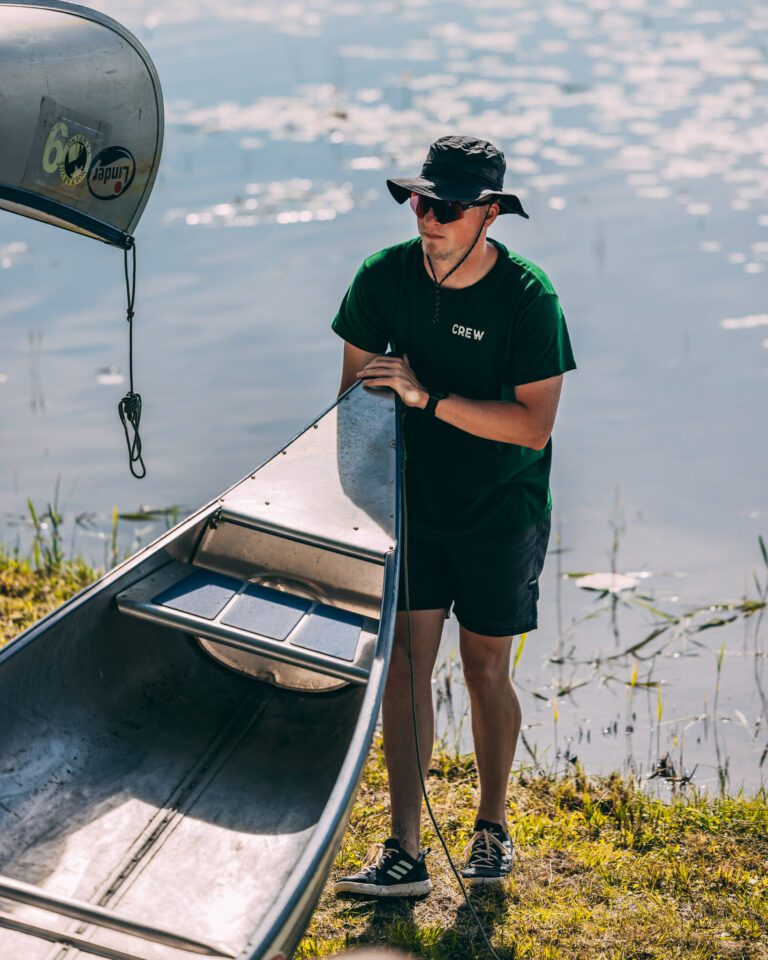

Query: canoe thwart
[
  {"left": 116, "top": 561, "right": 378, "bottom": 685},
  {"left": 0, "top": 874, "right": 235, "bottom": 957}
]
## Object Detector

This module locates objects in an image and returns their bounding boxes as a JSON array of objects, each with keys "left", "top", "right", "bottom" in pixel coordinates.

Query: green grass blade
[{"left": 512, "top": 632, "right": 527, "bottom": 678}]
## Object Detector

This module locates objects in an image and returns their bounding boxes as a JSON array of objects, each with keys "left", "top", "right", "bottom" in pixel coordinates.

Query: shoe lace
[
  {"left": 461, "top": 829, "right": 507, "bottom": 870},
  {"left": 359, "top": 841, "right": 417, "bottom": 879},
  {"left": 359, "top": 842, "right": 386, "bottom": 875}
]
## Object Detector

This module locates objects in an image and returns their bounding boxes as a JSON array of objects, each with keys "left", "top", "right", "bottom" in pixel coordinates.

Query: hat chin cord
[{"left": 423, "top": 206, "right": 491, "bottom": 325}]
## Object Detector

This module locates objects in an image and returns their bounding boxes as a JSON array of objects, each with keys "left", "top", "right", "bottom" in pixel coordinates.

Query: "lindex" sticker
[{"left": 88, "top": 146, "right": 135, "bottom": 200}]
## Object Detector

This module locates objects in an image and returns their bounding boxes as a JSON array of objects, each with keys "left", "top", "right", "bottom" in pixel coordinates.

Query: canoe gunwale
[
  {"left": 241, "top": 541, "right": 402, "bottom": 960},
  {"left": 0, "top": 384, "right": 402, "bottom": 960},
  {"left": 242, "top": 395, "right": 404, "bottom": 958},
  {"left": 0, "top": 383, "right": 376, "bottom": 668},
  {"left": 0, "top": 185, "right": 134, "bottom": 248}
]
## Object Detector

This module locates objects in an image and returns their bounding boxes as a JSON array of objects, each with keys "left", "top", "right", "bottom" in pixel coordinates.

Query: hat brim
[{"left": 386, "top": 176, "right": 529, "bottom": 219}]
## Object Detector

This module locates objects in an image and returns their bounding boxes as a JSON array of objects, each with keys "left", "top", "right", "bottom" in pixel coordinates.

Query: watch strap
[{"left": 425, "top": 392, "right": 448, "bottom": 417}]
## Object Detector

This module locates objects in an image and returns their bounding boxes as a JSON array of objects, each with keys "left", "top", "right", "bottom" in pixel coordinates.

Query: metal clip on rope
[{"left": 118, "top": 244, "right": 147, "bottom": 479}]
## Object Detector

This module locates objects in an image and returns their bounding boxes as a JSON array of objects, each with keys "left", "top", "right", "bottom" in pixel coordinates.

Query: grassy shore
[
  {"left": 303, "top": 745, "right": 768, "bottom": 959},
  {"left": 2, "top": 553, "right": 767, "bottom": 959},
  {"left": 0, "top": 549, "right": 94, "bottom": 647}
]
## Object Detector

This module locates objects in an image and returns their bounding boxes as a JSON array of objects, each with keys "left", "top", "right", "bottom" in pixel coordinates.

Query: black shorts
[{"left": 396, "top": 513, "right": 551, "bottom": 637}]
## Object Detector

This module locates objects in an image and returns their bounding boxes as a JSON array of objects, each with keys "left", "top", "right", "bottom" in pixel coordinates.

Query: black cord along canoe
[{"left": 0, "top": 383, "right": 401, "bottom": 960}]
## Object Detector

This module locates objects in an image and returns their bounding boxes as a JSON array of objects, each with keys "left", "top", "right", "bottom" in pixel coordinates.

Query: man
[{"left": 331, "top": 136, "right": 576, "bottom": 896}]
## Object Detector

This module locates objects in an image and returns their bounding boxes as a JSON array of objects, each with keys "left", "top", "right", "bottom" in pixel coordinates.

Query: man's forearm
[
  {"left": 353, "top": 354, "right": 561, "bottom": 449},
  {"left": 427, "top": 393, "right": 549, "bottom": 450}
]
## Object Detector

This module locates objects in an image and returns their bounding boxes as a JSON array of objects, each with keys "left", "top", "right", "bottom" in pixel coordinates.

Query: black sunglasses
[{"left": 409, "top": 192, "right": 490, "bottom": 224}]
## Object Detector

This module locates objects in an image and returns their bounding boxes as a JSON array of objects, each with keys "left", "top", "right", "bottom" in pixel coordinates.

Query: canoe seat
[{"left": 116, "top": 562, "right": 378, "bottom": 685}]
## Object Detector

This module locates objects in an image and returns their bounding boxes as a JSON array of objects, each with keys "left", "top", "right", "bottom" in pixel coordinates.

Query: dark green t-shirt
[{"left": 332, "top": 237, "right": 576, "bottom": 538}]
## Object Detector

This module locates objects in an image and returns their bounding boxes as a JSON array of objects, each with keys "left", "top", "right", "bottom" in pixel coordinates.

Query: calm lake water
[{"left": 1, "top": 0, "right": 766, "bottom": 793}]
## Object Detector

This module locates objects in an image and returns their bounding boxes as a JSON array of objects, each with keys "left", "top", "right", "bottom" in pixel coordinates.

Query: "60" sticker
[{"left": 41, "top": 120, "right": 92, "bottom": 187}]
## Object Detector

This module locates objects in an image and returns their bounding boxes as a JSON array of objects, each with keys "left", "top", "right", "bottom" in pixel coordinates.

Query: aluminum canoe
[
  {"left": 0, "top": 0, "right": 163, "bottom": 248},
  {"left": 0, "top": 382, "right": 401, "bottom": 960}
]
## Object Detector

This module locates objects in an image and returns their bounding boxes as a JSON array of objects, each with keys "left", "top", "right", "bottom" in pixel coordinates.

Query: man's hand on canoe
[{"left": 356, "top": 354, "right": 428, "bottom": 409}]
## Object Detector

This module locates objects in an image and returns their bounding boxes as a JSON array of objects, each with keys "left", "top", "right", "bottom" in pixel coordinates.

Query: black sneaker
[
  {"left": 460, "top": 819, "right": 514, "bottom": 886},
  {"left": 333, "top": 838, "right": 432, "bottom": 897}
]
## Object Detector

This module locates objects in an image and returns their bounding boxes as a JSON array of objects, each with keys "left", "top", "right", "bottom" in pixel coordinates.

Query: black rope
[
  {"left": 399, "top": 402, "right": 504, "bottom": 960},
  {"left": 117, "top": 244, "right": 147, "bottom": 479},
  {"left": 424, "top": 206, "right": 491, "bottom": 326}
]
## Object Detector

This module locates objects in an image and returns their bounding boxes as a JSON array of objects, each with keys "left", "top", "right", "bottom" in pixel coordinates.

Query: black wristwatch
[{"left": 425, "top": 392, "right": 448, "bottom": 417}]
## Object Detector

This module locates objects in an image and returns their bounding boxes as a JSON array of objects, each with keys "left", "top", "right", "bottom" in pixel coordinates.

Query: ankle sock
[{"left": 474, "top": 818, "right": 509, "bottom": 840}]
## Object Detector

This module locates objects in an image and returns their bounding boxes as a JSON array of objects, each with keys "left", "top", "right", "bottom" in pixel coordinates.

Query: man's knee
[
  {"left": 462, "top": 658, "right": 512, "bottom": 693},
  {"left": 460, "top": 639, "right": 514, "bottom": 693},
  {"left": 459, "top": 628, "right": 513, "bottom": 682}
]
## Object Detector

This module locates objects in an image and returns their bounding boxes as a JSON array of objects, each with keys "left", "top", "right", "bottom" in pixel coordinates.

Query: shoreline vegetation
[
  {"left": 0, "top": 548, "right": 94, "bottom": 646},
  {"left": 304, "top": 742, "right": 767, "bottom": 959},
  {"left": 2, "top": 538, "right": 767, "bottom": 957}
]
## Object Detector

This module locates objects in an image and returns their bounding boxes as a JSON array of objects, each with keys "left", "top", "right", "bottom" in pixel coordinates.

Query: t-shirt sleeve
[
  {"left": 331, "top": 259, "right": 391, "bottom": 354},
  {"left": 506, "top": 291, "right": 576, "bottom": 387}
]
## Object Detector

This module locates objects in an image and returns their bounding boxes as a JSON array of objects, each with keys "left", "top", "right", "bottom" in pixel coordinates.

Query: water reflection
[
  {"left": 152, "top": 0, "right": 768, "bottom": 284},
  {"left": 0, "top": 241, "right": 27, "bottom": 269},
  {"left": 165, "top": 178, "right": 362, "bottom": 228},
  {"left": 0, "top": 0, "right": 766, "bottom": 791},
  {"left": 27, "top": 330, "right": 45, "bottom": 415}
]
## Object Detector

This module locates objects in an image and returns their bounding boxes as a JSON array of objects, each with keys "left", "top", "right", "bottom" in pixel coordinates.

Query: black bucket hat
[{"left": 387, "top": 135, "right": 529, "bottom": 218}]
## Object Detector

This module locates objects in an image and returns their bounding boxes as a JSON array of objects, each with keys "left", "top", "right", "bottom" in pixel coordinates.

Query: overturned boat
[
  {"left": 0, "top": 383, "right": 401, "bottom": 960},
  {"left": 0, "top": 0, "right": 167, "bottom": 477},
  {"left": 0, "top": 0, "right": 163, "bottom": 249}
]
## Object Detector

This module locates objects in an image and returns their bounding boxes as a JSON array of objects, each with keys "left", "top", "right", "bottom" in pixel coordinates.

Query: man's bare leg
[
  {"left": 459, "top": 628, "right": 518, "bottom": 831},
  {"left": 382, "top": 609, "right": 445, "bottom": 858}
]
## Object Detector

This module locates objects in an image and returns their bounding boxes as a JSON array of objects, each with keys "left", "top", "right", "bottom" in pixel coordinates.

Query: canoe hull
[
  {"left": 0, "top": 0, "right": 163, "bottom": 247},
  {"left": 0, "top": 384, "right": 400, "bottom": 960}
]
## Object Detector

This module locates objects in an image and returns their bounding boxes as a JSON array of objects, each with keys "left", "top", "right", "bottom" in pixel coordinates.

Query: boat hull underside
[{"left": 0, "top": 592, "right": 363, "bottom": 959}]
